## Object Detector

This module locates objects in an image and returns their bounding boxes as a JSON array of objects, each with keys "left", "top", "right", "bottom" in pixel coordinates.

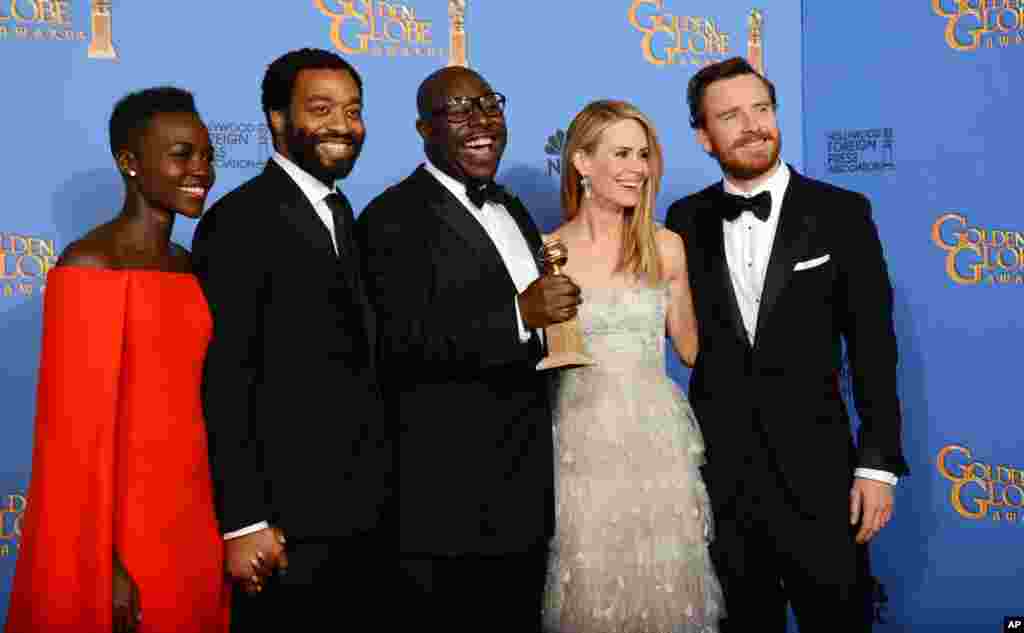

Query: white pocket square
[{"left": 793, "top": 254, "right": 830, "bottom": 271}]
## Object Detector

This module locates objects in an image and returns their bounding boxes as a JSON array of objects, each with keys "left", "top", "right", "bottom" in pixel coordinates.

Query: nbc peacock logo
[{"left": 544, "top": 129, "right": 566, "bottom": 178}]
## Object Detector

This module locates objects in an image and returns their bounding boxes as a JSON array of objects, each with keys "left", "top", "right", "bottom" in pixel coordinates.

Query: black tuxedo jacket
[
  {"left": 192, "top": 160, "right": 390, "bottom": 541},
  {"left": 665, "top": 166, "right": 908, "bottom": 521},
  {"left": 355, "top": 165, "right": 553, "bottom": 557}
]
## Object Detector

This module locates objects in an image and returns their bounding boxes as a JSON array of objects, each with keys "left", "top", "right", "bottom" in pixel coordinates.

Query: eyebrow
[{"left": 305, "top": 95, "right": 362, "bottom": 106}]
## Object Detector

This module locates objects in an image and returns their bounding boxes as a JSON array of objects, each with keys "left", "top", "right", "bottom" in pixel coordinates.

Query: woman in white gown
[{"left": 543, "top": 100, "right": 723, "bottom": 633}]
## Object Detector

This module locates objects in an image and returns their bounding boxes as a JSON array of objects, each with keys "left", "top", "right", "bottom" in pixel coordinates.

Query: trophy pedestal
[{"left": 536, "top": 316, "right": 594, "bottom": 371}]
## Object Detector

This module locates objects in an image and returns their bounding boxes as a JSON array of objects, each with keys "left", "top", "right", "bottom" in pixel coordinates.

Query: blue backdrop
[
  {"left": 803, "top": 2, "right": 1024, "bottom": 631},
  {"left": 4, "top": 1, "right": 1012, "bottom": 630}
]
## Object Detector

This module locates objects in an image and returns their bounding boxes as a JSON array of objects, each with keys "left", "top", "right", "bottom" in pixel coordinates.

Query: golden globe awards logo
[
  {"left": 315, "top": 0, "right": 445, "bottom": 59},
  {"left": 931, "top": 213, "right": 1024, "bottom": 285},
  {"left": 0, "top": 491, "right": 25, "bottom": 557},
  {"left": 938, "top": 445, "right": 1024, "bottom": 524},
  {"left": 932, "top": 0, "right": 1024, "bottom": 52},
  {"left": 0, "top": 232, "right": 57, "bottom": 298},
  {"left": 628, "top": 0, "right": 730, "bottom": 67},
  {"left": 0, "top": 0, "right": 117, "bottom": 60}
]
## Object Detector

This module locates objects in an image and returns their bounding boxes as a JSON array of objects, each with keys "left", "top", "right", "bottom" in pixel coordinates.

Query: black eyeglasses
[{"left": 432, "top": 92, "right": 507, "bottom": 123}]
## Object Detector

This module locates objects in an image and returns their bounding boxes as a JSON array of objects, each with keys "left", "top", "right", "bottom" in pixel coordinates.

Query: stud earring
[
  {"left": 128, "top": 170, "right": 136, "bottom": 177},
  {"left": 581, "top": 175, "right": 592, "bottom": 199}
]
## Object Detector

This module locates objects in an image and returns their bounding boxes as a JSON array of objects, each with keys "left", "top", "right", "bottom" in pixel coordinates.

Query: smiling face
[
  {"left": 696, "top": 73, "right": 781, "bottom": 182},
  {"left": 272, "top": 67, "right": 365, "bottom": 185},
  {"left": 127, "top": 111, "right": 215, "bottom": 219},
  {"left": 417, "top": 68, "right": 507, "bottom": 183},
  {"left": 574, "top": 118, "right": 650, "bottom": 211}
]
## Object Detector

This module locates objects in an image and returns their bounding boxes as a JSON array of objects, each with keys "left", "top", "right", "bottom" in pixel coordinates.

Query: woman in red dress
[{"left": 6, "top": 87, "right": 231, "bottom": 633}]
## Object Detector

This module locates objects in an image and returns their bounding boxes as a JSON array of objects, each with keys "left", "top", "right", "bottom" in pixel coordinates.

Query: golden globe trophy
[
  {"left": 536, "top": 236, "right": 594, "bottom": 371},
  {"left": 747, "top": 8, "right": 764, "bottom": 76},
  {"left": 448, "top": 0, "right": 468, "bottom": 67},
  {"left": 87, "top": 0, "right": 117, "bottom": 61}
]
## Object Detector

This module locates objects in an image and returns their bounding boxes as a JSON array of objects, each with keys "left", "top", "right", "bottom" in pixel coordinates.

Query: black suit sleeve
[
  {"left": 835, "top": 195, "right": 909, "bottom": 476},
  {"left": 357, "top": 195, "right": 539, "bottom": 377},
  {"left": 664, "top": 198, "right": 696, "bottom": 238},
  {"left": 191, "top": 204, "right": 271, "bottom": 533}
]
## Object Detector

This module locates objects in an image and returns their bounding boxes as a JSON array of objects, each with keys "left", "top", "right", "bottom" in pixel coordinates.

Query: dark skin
[
  {"left": 269, "top": 67, "right": 365, "bottom": 188},
  {"left": 214, "top": 68, "right": 370, "bottom": 600},
  {"left": 59, "top": 111, "right": 215, "bottom": 272},
  {"left": 57, "top": 110, "right": 216, "bottom": 632},
  {"left": 415, "top": 67, "right": 581, "bottom": 328}
]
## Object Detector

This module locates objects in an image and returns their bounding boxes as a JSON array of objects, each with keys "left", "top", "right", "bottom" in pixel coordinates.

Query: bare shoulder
[
  {"left": 655, "top": 226, "right": 688, "bottom": 280},
  {"left": 57, "top": 226, "right": 117, "bottom": 269},
  {"left": 655, "top": 226, "right": 685, "bottom": 258}
]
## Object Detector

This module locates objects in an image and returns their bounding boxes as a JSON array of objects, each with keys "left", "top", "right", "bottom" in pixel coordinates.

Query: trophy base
[
  {"left": 535, "top": 315, "right": 594, "bottom": 371},
  {"left": 88, "top": 46, "right": 118, "bottom": 60},
  {"left": 536, "top": 351, "right": 594, "bottom": 371}
]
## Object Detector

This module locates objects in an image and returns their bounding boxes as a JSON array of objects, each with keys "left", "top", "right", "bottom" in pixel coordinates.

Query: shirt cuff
[
  {"left": 514, "top": 295, "right": 532, "bottom": 343},
  {"left": 224, "top": 521, "right": 270, "bottom": 540},
  {"left": 854, "top": 468, "right": 898, "bottom": 486}
]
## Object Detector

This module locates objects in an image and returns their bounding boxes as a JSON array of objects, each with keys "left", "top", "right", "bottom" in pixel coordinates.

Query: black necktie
[
  {"left": 466, "top": 180, "right": 509, "bottom": 209},
  {"left": 324, "top": 191, "right": 355, "bottom": 257},
  {"left": 721, "top": 190, "right": 772, "bottom": 222}
]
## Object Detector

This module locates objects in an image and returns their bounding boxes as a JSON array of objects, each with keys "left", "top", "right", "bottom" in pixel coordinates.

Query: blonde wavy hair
[{"left": 560, "top": 100, "right": 664, "bottom": 284}]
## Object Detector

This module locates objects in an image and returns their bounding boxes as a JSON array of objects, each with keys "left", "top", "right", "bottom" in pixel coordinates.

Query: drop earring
[{"left": 581, "top": 175, "right": 592, "bottom": 199}]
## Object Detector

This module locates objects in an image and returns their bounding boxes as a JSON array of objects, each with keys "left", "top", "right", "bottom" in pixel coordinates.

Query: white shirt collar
[
  {"left": 722, "top": 160, "right": 790, "bottom": 205},
  {"left": 422, "top": 159, "right": 470, "bottom": 200},
  {"left": 272, "top": 151, "right": 335, "bottom": 206}
]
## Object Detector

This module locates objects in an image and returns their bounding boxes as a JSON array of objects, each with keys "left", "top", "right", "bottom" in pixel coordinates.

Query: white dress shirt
[
  {"left": 722, "top": 162, "right": 897, "bottom": 486},
  {"left": 273, "top": 151, "right": 340, "bottom": 254},
  {"left": 423, "top": 160, "right": 540, "bottom": 343},
  {"left": 223, "top": 152, "right": 346, "bottom": 541}
]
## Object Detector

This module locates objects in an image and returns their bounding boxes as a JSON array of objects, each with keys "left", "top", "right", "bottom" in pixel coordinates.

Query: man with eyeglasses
[{"left": 356, "top": 66, "right": 580, "bottom": 632}]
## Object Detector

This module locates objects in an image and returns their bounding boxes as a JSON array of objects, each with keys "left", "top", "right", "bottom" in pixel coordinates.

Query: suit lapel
[
  {"left": 412, "top": 166, "right": 521, "bottom": 290},
  {"left": 698, "top": 200, "right": 749, "bottom": 347},
  {"left": 262, "top": 161, "right": 338, "bottom": 262},
  {"left": 753, "top": 168, "right": 812, "bottom": 346}
]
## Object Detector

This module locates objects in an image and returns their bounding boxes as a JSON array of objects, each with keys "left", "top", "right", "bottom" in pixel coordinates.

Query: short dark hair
[
  {"left": 261, "top": 48, "right": 363, "bottom": 129},
  {"left": 109, "top": 86, "right": 198, "bottom": 156},
  {"left": 686, "top": 56, "right": 777, "bottom": 129}
]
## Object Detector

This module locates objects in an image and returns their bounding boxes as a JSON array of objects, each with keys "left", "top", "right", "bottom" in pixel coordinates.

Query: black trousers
[
  {"left": 398, "top": 546, "right": 549, "bottom": 633},
  {"left": 230, "top": 532, "right": 390, "bottom": 632},
  {"left": 712, "top": 465, "right": 874, "bottom": 633}
]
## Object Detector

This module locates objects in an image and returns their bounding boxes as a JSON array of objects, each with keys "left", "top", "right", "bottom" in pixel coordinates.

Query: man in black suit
[
  {"left": 356, "top": 66, "right": 580, "bottom": 632},
  {"left": 192, "top": 48, "right": 388, "bottom": 629},
  {"left": 665, "top": 57, "right": 909, "bottom": 632}
]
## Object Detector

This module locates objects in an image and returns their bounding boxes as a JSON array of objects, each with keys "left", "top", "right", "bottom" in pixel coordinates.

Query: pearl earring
[
  {"left": 581, "top": 175, "right": 592, "bottom": 199},
  {"left": 128, "top": 170, "right": 136, "bottom": 177}
]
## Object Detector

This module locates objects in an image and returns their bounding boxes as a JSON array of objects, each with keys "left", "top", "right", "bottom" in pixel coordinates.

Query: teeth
[
  {"left": 180, "top": 187, "right": 205, "bottom": 195},
  {"left": 466, "top": 137, "right": 493, "bottom": 148}
]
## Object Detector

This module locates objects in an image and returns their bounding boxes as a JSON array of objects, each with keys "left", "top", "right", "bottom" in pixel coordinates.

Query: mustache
[
  {"left": 732, "top": 131, "right": 773, "bottom": 149},
  {"left": 315, "top": 132, "right": 361, "bottom": 146}
]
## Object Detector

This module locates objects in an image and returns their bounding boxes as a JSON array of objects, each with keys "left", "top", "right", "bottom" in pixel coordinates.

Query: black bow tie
[
  {"left": 466, "top": 180, "right": 509, "bottom": 209},
  {"left": 721, "top": 190, "right": 772, "bottom": 222}
]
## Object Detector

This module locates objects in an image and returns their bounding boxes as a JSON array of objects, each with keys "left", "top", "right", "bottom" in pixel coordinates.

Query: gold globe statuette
[{"left": 536, "top": 236, "right": 594, "bottom": 371}]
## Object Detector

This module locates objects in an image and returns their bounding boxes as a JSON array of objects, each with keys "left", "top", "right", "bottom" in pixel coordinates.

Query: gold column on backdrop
[
  {"left": 87, "top": 0, "right": 117, "bottom": 60},
  {"left": 747, "top": 9, "right": 764, "bottom": 75},
  {"left": 448, "top": 0, "right": 468, "bottom": 67}
]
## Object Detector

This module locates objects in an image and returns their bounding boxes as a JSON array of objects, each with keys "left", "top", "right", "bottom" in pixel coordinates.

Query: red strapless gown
[{"left": 5, "top": 268, "right": 230, "bottom": 633}]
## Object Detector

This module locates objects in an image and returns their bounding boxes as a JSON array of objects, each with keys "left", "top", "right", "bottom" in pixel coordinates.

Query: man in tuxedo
[
  {"left": 665, "top": 57, "right": 909, "bottom": 632},
  {"left": 192, "top": 48, "right": 389, "bottom": 629},
  {"left": 356, "top": 66, "right": 580, "bottom": 632}
]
